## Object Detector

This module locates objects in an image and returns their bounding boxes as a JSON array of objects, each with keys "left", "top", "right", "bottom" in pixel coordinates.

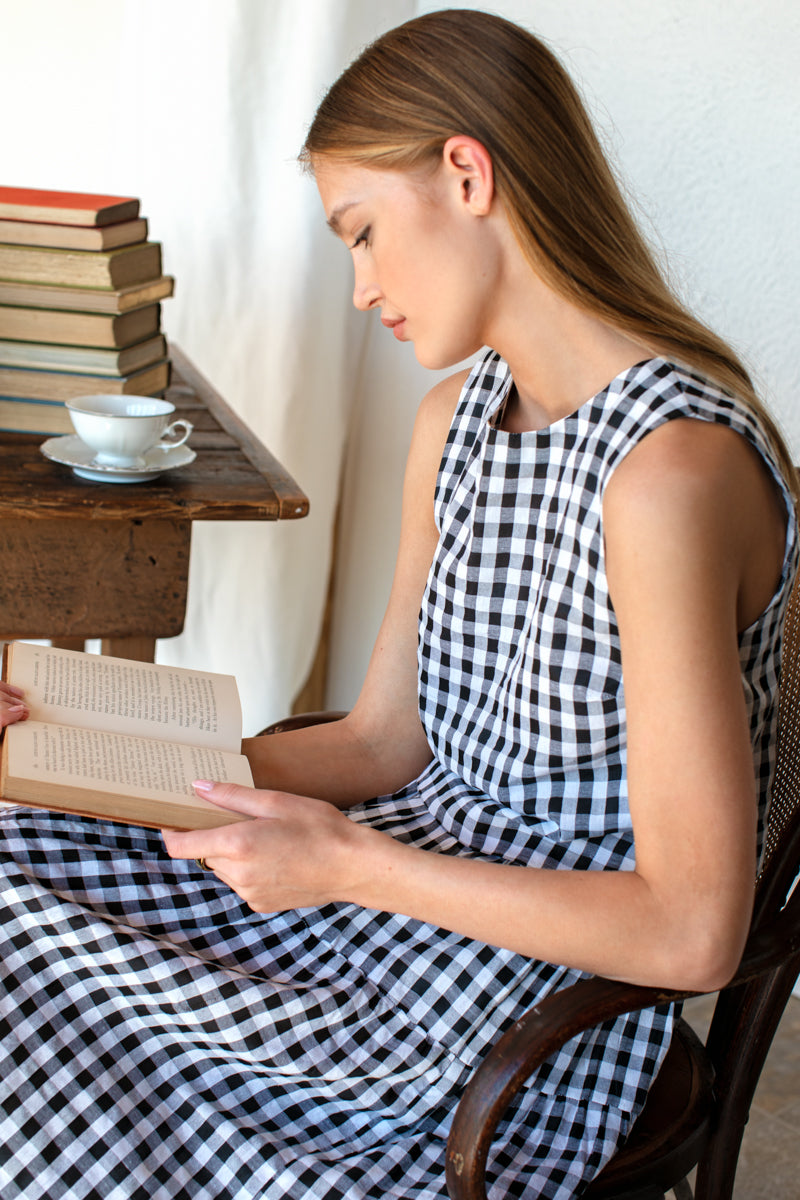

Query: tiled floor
[{"left": 680, "top": 991, "right": 800, "bottom": 1198}]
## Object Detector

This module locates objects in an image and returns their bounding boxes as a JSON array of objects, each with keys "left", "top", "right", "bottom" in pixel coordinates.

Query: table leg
[{"left": 100, "top": 637, "right": 157, "bottom": 662}]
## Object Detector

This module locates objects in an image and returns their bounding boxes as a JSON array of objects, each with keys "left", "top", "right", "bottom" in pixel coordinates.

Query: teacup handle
[{"left": 158, "top": 419, "right": 193, "bottom": 450}]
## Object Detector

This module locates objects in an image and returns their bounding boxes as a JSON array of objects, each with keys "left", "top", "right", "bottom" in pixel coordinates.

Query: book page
[
  {"left": 3, "top": 720, "right": 253, "bottom": 824},
  {"left": 7, "top": 643, "right": 242, "bottom": 752}
]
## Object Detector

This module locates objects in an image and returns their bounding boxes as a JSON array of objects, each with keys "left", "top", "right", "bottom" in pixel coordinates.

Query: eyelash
[{"left": 350, "top": 227, "right": 370, "bottom": 250}]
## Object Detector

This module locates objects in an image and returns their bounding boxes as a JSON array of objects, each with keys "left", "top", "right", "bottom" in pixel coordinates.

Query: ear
[{"left": 441, "top": 136, "right": 495, "bottom": 216}]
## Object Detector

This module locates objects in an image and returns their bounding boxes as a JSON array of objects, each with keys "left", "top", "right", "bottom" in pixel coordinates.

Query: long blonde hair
[{"left": 301, "top": 9, "right": 796, "bottom": 497}]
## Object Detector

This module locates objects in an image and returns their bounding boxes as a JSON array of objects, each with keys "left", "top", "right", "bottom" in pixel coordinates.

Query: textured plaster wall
[{"left": 326, "top": 0, "right": 800, "bottom": 709}]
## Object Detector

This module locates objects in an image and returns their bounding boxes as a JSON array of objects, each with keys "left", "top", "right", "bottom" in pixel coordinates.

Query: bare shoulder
[
  {"left": 399, "top": 368, "right": 472, "bottom": 538},
  {"left": 413, "top": 367, "right": 470, "bottom": 441},
  {"left": 404, "top": 368, "right": 471, "bottom": 490},
  {"left": 606, "top": 416, "right": 787, "bottom": 525},
  {"left": 604, "top": 417, "right": 788, "bottom": 628}
]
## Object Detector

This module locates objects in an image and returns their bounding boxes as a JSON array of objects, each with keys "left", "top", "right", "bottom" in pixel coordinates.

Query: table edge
[{"left": 170, "top": 344, "right": 309, "bottom": 520}]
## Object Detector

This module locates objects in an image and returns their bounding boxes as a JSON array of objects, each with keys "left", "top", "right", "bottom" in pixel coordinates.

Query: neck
[{"left": 484, "top": 231, "right": 652, "bottom": 432}]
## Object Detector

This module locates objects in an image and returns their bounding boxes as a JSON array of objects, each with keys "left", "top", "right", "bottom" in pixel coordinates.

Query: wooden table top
[{"left": 0, "top": 343, "right": 309, "bottom": 523}]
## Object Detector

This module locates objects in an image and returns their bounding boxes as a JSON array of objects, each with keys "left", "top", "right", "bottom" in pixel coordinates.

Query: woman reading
[{"left": 1, "top": 10, "right": 797, "bottom": 1198}]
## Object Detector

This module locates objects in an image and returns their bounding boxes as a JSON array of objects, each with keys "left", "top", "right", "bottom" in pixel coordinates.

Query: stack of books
[{"left": 0, "top": 186, "right": 174, "bottom": 435}]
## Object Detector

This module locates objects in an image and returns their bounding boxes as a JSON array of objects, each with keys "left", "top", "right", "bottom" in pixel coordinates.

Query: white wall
[{"left": 326, "top": 0, "right": 800, "bottom": 709}]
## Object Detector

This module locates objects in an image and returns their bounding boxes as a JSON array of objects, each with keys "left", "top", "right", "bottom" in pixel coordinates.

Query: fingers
[
  {"left": 162, "top": 785, "right": 354, "bottom": 914},
  {"left": 161, "top": 782, "right": 286, "bottom": 887},
  {"left": 161, "top": 787, "right": 259, "bottom": 862},
  {"left": 161, "top": 782, "right": 265, "bottom": 859},
  {"left": 161, "top": 821, "right": 230, "bottom": 863},
  {"left": 192, "top": 778, "right": 276, "bottom": 817},
  {"left": 0, "top": 703, "right": 28, "bottom": 728},
  {"left": 0, "top": 682, "right": 28, "bottom": 730}
]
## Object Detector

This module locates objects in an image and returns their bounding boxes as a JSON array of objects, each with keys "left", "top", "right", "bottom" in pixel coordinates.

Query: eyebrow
[{"left": 326, "top": 202, "right": 359, "bottom": 237}]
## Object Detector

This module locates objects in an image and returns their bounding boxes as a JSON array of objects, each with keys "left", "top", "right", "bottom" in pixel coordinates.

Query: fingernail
[{"left": 192, "top": 780, "right": 214, "bottom": 793}]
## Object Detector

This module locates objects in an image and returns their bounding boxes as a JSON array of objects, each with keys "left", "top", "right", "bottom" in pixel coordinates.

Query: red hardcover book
[{"left": 0, "top": 187, "right": 140, "bottom": 227}]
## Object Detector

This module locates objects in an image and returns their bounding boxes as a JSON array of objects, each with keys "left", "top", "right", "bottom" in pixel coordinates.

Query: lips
[{"left": 381, "top": 315, "right": 407, "bottom": 340}]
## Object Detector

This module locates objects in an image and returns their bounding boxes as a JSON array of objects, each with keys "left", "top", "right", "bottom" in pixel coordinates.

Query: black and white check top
[
  {"left": 0, "top": 355, "right": 795, "bottom": 1200},
  {"left": 421, "top": 353, "right": 796, "bottom": 868}
]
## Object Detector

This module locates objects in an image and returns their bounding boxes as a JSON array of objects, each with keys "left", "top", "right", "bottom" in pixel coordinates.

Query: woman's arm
[
  {"left": 340, "top": 418, "right": 785, "bottom": 990},
  {"left": 165, "top": 417, "right": 787, "bottom": 993},
  {"left": 239, "top": 369, "right": 468, "bottom": 806}
]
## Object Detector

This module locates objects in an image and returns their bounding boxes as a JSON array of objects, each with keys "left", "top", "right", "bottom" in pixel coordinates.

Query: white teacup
[{"left": 67, "top": 395, "right": 193, "bottom": 468}]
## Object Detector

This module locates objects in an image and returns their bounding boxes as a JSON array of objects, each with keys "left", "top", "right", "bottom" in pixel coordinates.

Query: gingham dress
[{"left": 0, "top": 356, "right": 796, "bottom": 1200}]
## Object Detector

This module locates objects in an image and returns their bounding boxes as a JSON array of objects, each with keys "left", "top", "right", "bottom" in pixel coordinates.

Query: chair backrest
[
  {"left": 695, "top": 574, "right": 800, "bottom": 1198},
  {"left": 754, "top": 578, "right": 800, "bottom": 920}
]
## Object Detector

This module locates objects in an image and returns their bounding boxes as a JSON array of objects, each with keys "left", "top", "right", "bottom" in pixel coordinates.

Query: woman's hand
[
  {"left": 162, "top": 780, "right": 371, "bottom": 913},
  {"left": 0, "top": 682, "right": 28, "bottom": 731}
]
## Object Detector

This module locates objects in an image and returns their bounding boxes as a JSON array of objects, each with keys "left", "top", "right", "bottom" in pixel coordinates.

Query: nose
[{"left": 352, "top": 261, "right": 382, "bottom": 312}]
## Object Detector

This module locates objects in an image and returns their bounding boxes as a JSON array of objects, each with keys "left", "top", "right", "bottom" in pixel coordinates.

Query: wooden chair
[{"left": 264, "top": 582, "right": 800, "bottom": 1199}]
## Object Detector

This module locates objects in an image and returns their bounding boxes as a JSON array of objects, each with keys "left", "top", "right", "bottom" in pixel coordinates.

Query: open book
[{"left": 0, "top": 643, "right": 254, "bottom": 830}]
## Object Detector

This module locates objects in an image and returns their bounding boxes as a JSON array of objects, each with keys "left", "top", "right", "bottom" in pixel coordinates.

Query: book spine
[
  {"left": 0, "top": 396, "right": 72, "bottom": 434},
  {"left": 0, "top": 243, "right": 162, "bottom": 289},
  {"left": 0, "top": 360, "right": 169, "bottom": 401},
  {"left": 0, "top": 334, "right": 167, "bottom": 376},
  {"left": 0, "top": 304, "right": 161, "bottom": 348},
  {"left": 0, "top": 276, "right": 175, "bottom": 314},
  {"left": 0, "top": 217, "right": 148, "bottom": 251}
]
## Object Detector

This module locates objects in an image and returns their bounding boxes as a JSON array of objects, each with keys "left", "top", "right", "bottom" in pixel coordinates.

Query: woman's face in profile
[{"left": 314, "top": 155, "right": 500, "bottom": 371}]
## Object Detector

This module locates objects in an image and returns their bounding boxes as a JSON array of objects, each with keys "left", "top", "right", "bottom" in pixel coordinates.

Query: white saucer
[{"left": 41, "top": 434, "right": 196, "bottom": 483}]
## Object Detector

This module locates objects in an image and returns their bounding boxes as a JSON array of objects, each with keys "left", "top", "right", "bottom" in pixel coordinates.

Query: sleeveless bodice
[{"left": 418, "top": 354, "right": 797, "bottom": 869}]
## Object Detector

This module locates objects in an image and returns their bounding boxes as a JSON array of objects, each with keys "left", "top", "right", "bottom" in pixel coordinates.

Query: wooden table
[{"left": 0, "top": 344, "right": 309, "bottom": 661}]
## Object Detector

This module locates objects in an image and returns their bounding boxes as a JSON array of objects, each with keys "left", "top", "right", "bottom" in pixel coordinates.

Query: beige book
[
  {"left": 0, "top": 303, "right": 161, "bottom": 348},
  {"left": 0, "top": 276, "right": 174, "bottom": 314},
  {"left": 0, "top": 242, "right": 162, "bottom": 289},
  {"left": 0, "top": 217, "right": 148, "bottom": 252},
  {"left": 0, "top": 358, "right": 169, "bottom": 400},
  {"left": 0, "top": 334, "right": 167, "bottom": 376},
  {"left": 0, "top": 643, "right": 253, "bottom": 830},
  {"left": 0, "top": 398, "right": 74, "bottom": 434}
]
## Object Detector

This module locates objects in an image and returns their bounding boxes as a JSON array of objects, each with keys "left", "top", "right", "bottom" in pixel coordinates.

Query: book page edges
[
  {"left": 0, "top": 728, "right": 253, "bottom": 832},
  {"left": 0, "top": 781, "right": 252, "bottom": 832}
]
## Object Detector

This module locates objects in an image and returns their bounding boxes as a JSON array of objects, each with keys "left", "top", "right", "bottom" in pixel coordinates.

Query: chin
[{"left": 413, "top": 339, "right": 481, "bottom": 373}]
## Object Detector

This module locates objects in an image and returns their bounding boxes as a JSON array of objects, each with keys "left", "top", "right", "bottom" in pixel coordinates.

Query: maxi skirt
[{"left": 0, "top": 805, "right": 629, "bottom": 1200}]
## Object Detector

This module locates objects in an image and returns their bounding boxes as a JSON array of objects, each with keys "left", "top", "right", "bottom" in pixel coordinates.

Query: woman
[{"left": 1, "top": 10, "right": 796, "bottom": 1199}]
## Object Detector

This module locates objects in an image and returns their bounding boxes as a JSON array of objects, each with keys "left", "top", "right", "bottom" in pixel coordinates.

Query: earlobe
[{"left": 441, "top": 136, "right": 495, "bottom": 216}]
